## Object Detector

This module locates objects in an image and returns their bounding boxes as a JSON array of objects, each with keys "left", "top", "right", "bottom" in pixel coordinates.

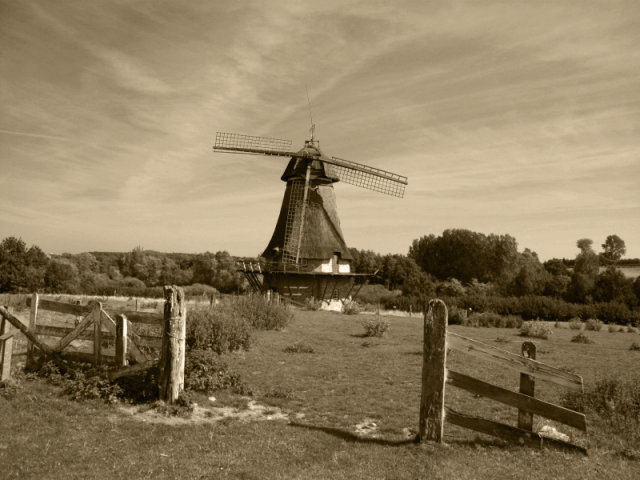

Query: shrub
[
  {"left": 585, "top": 318, "right": 603, "bottom": 331},
  {"left": 303, "top": 297, "right": 323, "bottom": 311},
  {"left": 283, "top": 342, "right": 315, "bottom": 354},
  {"left": 562, "top": 378, "right": 640, "bottom": 445},
  {"left": 232, "top": 295, "right": 293, "bottom": 330},
  {"left": 355, "top": 284, "right": 398, "bottom": 306},
  {"left": 630, "top": 342, "right": 640, "bottom": 351},
  {"left": 186, "top": 308, "right": 252, "bottom": 354},
  {"left": 627, "top": 325, "right": 638, "bottom": 334},
  {"left": 470, "top": 312, "right": 504, "bottom": 328},
  {"left": 571, "top": 333, "right": 594, "bottom": 344},
  {"left": 184, "top": 283, "right": 218, "bottom": 300},
  {"left": 519, "top": 320, "right": 552, "bottom": 339},
  {"left": 184, "top": 350, "right": 250, "bottom": 395},
  {"left": 447, "top": 305, "right": 469, "bottom": 325},
  {"left": 342, "top": 300, "right": 362, "bottom": 315},
  {"left": 568, "top": 318, "right": 583, "bottom": 330},
  {"left": 608, "top": 324, "right": 621, "bottom": 333},
  {"left": 504, "top": 315, "right": 523, "bottom": 328},
  {"left": 35, "top": 361, "right": 123, "bottom": 403},
  {"left": 596, "top": 301, "right": 633, "bottom": 325},
  {"left": 361, "top": 318, "right": 390, "bottom": 337}
]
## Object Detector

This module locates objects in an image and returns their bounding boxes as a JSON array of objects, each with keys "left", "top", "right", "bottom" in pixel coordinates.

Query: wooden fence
[
  {"left": 0, "top": 287, "right": 187, "bottom": 403},
  {"left": 417, "top": 299, "right": 587, "bottom": 454},
  {"left": 20, "top": 294, "right": 162, "bottom": 368},
  {"left": 1, "top": 313, "right": 15, "bottom": 381}
]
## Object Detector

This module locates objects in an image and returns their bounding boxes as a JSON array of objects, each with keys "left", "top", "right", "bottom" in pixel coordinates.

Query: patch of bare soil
[{"left": 118, "top": 398, "right": 289, "bottom": 426}]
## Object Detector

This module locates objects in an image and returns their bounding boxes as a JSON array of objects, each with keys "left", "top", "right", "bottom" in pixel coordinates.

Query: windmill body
[{"left": 213, "top": 132, "right": 407, "bottom": 303}]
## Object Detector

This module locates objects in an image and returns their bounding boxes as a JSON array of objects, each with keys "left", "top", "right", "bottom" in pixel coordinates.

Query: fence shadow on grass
[{"left": 288, "top": 421, "right": 415, "bottom": 447}]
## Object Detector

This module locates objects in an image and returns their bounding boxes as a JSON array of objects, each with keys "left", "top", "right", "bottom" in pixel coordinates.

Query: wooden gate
[{"left": 417, "top": 299, "right": 587, "bottom": 454}]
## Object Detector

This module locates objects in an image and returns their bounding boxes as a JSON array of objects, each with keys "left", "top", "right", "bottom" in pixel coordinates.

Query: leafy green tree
[
  {"left": 191, "top": 251, "right": 245, "bottom": 293},
  {"left": 0, "top": 237, "right": 49, "bottom": 292},
  {"left": 593, "top": 266, "right": 634, "bottom": 304},
  {"left": 601, "top": 234, "right": 626, "bottom": 264},
  {"left": 44, "top": 259, "right": 80, "bottom": 293},
  {"left": 349, "top": 248, "right": 384, "bottom": 279},
  {"left": 543, "top": 258, "right": 570, "bottom": 277},
  {"left": 566, "top": 238, "right": 599, "bottom": 302}
]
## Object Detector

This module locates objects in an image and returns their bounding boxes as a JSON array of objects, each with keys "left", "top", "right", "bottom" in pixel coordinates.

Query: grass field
[{"left": 2, "top": 307, "right": 640, "bottom": 479}]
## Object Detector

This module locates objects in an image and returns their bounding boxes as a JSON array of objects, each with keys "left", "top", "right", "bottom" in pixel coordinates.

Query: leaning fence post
[
  {"left": 115, "top": 314, "right": 128, "bottom": 368},
  {"left": 93, "top": 302, "right": 103, "bottom": 365},
  {"left": 518, "top": 341, "right": 537, "bottom": 431},
  {"left": 417, "top": 298, "right": 448, "bottom": 443},
  {"left": 159, "top": 285, "right": 186, "bottom": 404},
  {"left": 1, "top": 311, "right": 14, "bottom": 381}
]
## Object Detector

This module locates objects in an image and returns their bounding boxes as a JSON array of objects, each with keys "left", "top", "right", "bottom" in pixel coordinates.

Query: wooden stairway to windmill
[{"left": 213, "top": 127, "right": 408, "bottom": 304}]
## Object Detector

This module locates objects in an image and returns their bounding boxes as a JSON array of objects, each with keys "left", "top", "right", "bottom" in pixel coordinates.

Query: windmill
[{"left": 213, "top": 126, "right": 407, "bottom": 303}]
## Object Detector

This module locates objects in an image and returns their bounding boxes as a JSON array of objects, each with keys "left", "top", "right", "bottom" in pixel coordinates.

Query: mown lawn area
[{"left": 1, "top": 309, "right": 639, "bottom": 479}]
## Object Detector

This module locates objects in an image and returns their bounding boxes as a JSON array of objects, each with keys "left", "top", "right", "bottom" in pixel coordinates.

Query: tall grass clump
[
  {"left": 361, "top": 318, "right": 390, "bottom": 337},
  {"left": 568, "top": 318, "right": 583, "bottom": 330},
  {"left": 342, "top": 300, "right": 362, "bottom": 315},
  {"left": 186, "top": 308, "right": 252, "bottom": 354},
  {"left": 519, "top": 320, "right": 552, "bottom": 339},
  {"left": 232, "top": 295, "right": 293, "bottom": 330},
  {"left": 563, "top": 378, "right": 640, "bottom": 447},
  {"left": 571, "top": 333, "right": 594, "bottom": 344},
  {"left": 585, "top": 318, "right": 603, "bottom": 332},
  {"left": 184, "top": 350, "right": 250, "bottom": 395}
]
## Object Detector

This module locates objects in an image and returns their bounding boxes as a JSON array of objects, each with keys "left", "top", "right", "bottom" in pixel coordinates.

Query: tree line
[
  {"left": 1, "top": 231, "right": 638, "bottom": 314},
  {"left": 0, "top": 238, "right": 246, "bottom": 296},
  {"left": 351, "top": 230, "right": 639, "bottom": 311}
]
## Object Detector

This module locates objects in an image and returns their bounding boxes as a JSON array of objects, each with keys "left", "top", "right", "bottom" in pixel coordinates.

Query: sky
[{"left": 1, "top": 0, "right": 639, "bottom": 261}]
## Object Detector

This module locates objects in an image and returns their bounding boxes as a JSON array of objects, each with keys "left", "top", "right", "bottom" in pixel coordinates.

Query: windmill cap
[{"left": 280, "top": 142, "right": 339, "bottom": 183}]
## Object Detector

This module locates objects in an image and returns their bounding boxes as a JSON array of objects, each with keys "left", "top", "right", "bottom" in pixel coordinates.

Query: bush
[
  {"left": 520, "top": 320, "right": 552, "bottom": 339},
  {"left": 355, "top": 284, "right": 398, "bottom": 306},
  {"left": 184, "top": 283, "right": 218, "bottom": 300},
  {"left": 568, "top": 318, "right": 583, "bottom": 330},
  {"left": 232, "top": 295, "right": 293, "bottom": 330},
  {"left": 342, "top": 301, "right": 362, "bottom": 315},
  {"left": 34, "top": 361, "right": 123, "bottom": 403},
  {"left": 630, "top": 342, "right": 640, "bottom": 351},
  {"left": 283, "top": 342, "right": 315, "bottom": 354},
  {"left": 447, "top": 305, "right": 469, "bottom": 325},
  {"left": 184, "top": 350, "right": 250, "bottom": 395},
  {"left": 608, "top": 324, "right": 621, "bottom": 333},
  {"left": 186, "top": 308, "right": 252, "bottom": 354},
  {"left": 596, "top": 301, "right": 633, "bottom": 325},
  {"left": 303, "top": 297, "right": 323, "bottom": 311},
  {"left": 361, "top": 318, "right": 390, "bottom": 337},
  {"left": 571, "top": 333, "right": 594, "bottom": 344},
  {"left": 585, "top": 318, "right": 603, "bottom": 331},
  {"left": 562, "top": 378, "right": 640, "bottom": 445}
]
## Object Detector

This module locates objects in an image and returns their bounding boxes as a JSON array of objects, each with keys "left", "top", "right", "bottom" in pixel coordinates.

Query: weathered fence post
[
  {"left": 115, "top": 314, "right": 128, "bottom": 368},
  {"left": 158, "top": 285, "right": 186, "bottom": 404},
  {"left": 93, "top": 302, "right": 102, "bottom": 365},
  {"left": 518, "top": 341, "right": 537, "bottom": 431},
  {"left": 1, "top": 312, "right": 14, "bottom": 381},
  {"left": 27, "top": 293, "right": 38, "bottom": 369},
  {"left": 417, "top": 298, "right": 448, "bottom": 443}
]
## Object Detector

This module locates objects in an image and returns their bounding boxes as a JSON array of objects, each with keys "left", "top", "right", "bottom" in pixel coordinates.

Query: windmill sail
[
  {"left": 323, "top": 157, "right": 408, "bottom": 198},
  {"left": 214, "top": 132, "right": 295, "bottom": 157}
]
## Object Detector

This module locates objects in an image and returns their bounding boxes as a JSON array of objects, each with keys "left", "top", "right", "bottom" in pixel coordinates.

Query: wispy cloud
[{"left": 0, "top": 0, "right": 638, "bottom": 259}]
